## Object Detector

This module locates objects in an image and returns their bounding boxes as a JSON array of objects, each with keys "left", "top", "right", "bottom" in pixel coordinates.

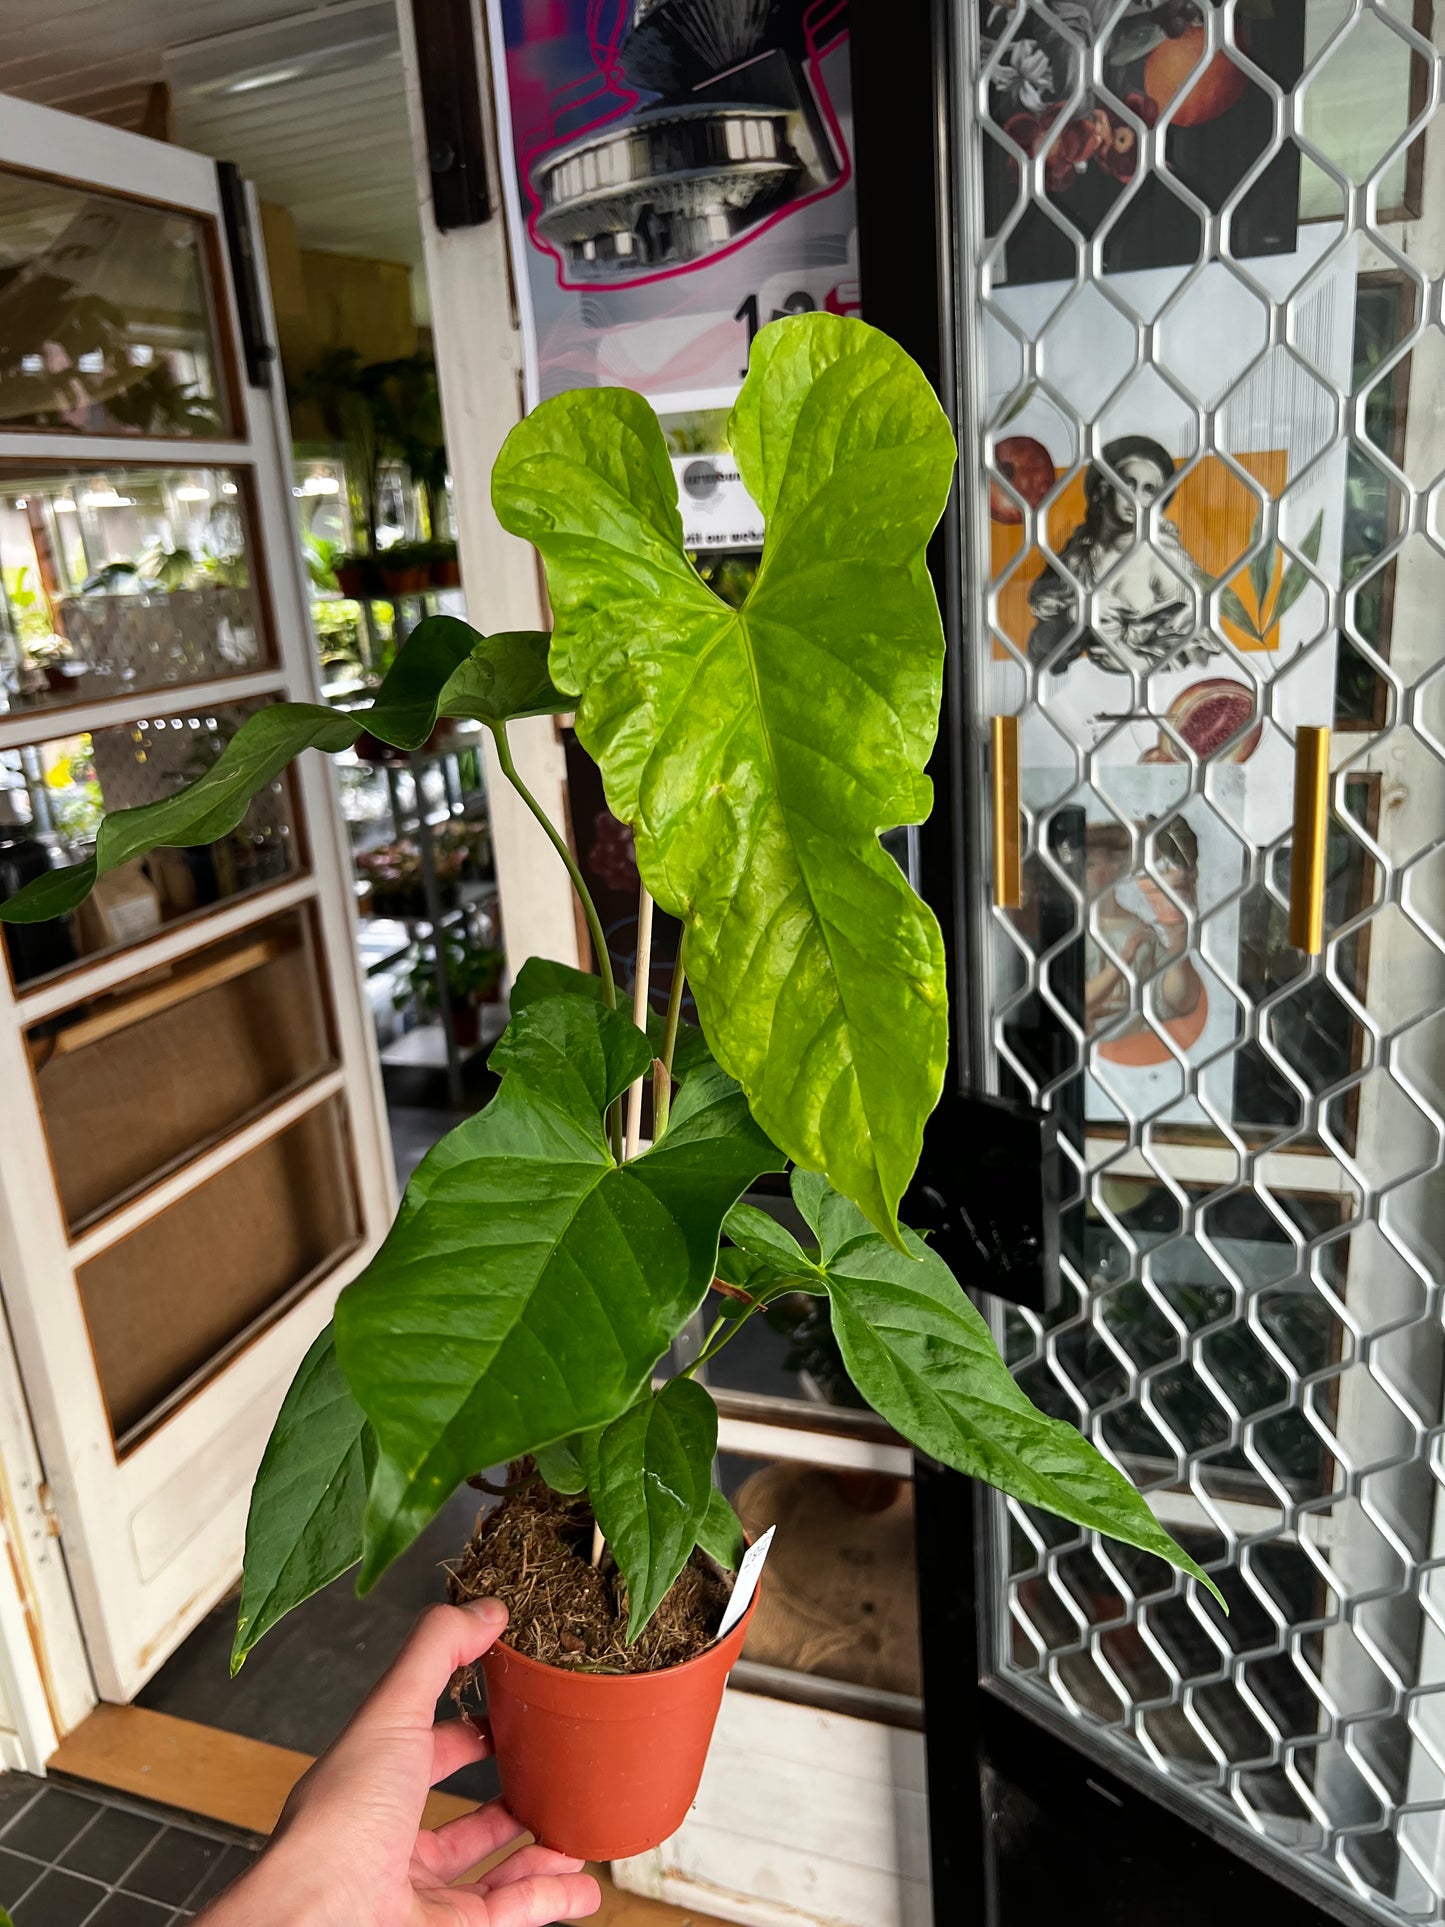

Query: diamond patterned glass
[{"left": 958, "top": 1, "right": 1445, "bottom": 1915}]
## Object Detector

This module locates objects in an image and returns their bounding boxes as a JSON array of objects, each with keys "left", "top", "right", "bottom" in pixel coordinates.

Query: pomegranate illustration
[
  {"left": 1140, "top": 678, "right": 1262, "bottom": 763},
  {"left": 990, "top": 435, "right": 1056, "bottom": 524}
]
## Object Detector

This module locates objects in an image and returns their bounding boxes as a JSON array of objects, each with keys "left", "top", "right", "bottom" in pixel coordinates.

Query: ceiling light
[
  {"left": 300, "top": 475, "right": 340, "bottom": 496},
  {"left": 176, "top": 485, "right": 211, "bottom": 502},
  {"left": 53, "top": 499, "right": 77, "bottom": 514},
  {"left": 81, "top": 489, "right": 136, "bottom": 509}
]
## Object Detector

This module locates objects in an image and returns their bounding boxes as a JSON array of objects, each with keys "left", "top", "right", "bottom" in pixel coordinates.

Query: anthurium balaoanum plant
[{"left": 0, "top": 315, "right": 1221, "bottom": 1669}]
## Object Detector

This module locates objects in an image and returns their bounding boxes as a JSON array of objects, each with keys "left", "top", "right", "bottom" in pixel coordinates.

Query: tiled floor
[{"left": 0, "top": 1776, "right": 258, "bottom": 1927}]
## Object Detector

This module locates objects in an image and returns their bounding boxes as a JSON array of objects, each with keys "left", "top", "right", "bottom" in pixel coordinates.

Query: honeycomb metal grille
[{"left": 953, "top": 2, "right": 1445, "bottom": 1916}]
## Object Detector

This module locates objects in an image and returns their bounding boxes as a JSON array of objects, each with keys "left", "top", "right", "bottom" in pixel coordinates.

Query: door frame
[
  {"left": 847, "top": 4, "right": 1381, "bottom": 1922},
  {"left": 0, "top": 96, "right": 395, "bottom": 1720}
]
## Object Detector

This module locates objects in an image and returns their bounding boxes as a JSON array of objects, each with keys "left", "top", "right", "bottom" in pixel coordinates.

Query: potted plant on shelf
[
  {"left": 394, "top": 931, "right": 504, "bottom": 1047},
  {"left": 0, "top": 315, "right": 1221, "bottom": 1864}
]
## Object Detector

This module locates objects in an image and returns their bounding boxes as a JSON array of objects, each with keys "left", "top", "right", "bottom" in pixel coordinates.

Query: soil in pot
[
  {"left": 446, "top": 1474, "right": 751, "bottom": 1861},
  {"left": 448, "top": 1475, "right": 730, "bottom": 1673}
]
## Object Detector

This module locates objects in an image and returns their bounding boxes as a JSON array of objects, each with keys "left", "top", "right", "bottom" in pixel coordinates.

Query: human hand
[{"left": 204, "top": 1599, "right": 600, "bottom": 1927}]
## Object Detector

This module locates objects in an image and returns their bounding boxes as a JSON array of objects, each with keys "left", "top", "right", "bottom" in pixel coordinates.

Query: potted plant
[
  {"left": 394, "top": 931, "right": 504, "bottom": 1046},
  {"left": 0, "top": 315, "right": 1220, "bottom": 1863}
]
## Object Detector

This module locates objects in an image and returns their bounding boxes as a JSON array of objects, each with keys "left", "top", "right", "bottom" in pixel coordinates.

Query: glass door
[
  {"left": 0, "top": 96, "right": 395, "bottom": 1714},
  {"left": 908, "top": 0, "right": 1445, "bottom": 1920}
]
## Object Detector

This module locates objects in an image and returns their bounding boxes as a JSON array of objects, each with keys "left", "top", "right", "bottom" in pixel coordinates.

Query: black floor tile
[
  {"left": 180, "top": 1845, "right": 255, "bottom": 1913},
  {"left": 0, "top": 1847, "right": 44, "bottom": 1908},
  {"left": 9, "top": 1868, "right": 106, "bottom": 1927},
  {"left": 2, "top": 1792, "right": 100, "bottom": 1864},
  {"left": 82, "top": 1896, "right": 171, "bottom": 1927},
  {"left": 122, "top": 1831, "right": 228, "bottom": 1909},
  {"left": 60, "top": 1811, "right": 160, "bottom": 1885},
  {"left": 0, "top": 1779, "right": 42, "bottom": 1833}
]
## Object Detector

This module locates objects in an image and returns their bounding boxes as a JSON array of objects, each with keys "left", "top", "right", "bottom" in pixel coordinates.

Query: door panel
[
  {"left": 932, "top": 1, "right": 1445, "bottom": 1919},
  {"left": 0, "top": 97, "right": 394, "bottom": 1704}
]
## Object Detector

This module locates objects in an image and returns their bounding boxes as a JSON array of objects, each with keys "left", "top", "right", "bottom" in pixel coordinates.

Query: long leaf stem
[
  {"left": 653, "top": 949, "right": 687, "bottom": 1139},
  {"left": 488, "top": 721, "right": 616, "bottom": 1012},
  {"left": 625, "top": 882, "right": 655, "bottom": 1159},
  {"left": 680, "top": 1303, "right": 765, "bottom": 1379}
]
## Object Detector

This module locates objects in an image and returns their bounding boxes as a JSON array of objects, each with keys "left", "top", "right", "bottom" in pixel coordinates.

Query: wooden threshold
[{"left": 48, "top": 1703, "right": 724, "bottom": 1925}]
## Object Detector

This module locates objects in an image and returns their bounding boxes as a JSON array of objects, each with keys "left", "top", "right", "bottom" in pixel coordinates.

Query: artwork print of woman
[
  {"left": 1029, "top": 435, "right": 1224, "bottom": 678},
  {"left": 1085, "top": 814, "right": 1207, "bottom": 1064}
]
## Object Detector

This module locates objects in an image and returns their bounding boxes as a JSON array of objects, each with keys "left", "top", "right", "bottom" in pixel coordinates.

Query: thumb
[{"left": 362, "top": 1600, "right": 509, "bottom": 1734}]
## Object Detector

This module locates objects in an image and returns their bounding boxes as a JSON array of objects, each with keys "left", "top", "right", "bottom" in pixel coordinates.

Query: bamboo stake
[{"left": 625, "top": 881, "right": 655, "bottom": 1159}]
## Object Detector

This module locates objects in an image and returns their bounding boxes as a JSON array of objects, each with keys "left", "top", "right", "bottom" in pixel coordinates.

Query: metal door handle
[
  {"left": 1288, "top": 724, "right": 1330, "bottom": 955},
  {"left": 991, "top": 714, "right": 1022, "bottom": 909}
]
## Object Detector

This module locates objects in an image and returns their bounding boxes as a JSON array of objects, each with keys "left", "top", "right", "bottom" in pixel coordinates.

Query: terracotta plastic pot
[{"left": 479, "top": 1595, "right": 756, "bottom": 1861}]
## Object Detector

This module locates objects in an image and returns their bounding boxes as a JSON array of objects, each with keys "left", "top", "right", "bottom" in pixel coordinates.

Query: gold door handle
[
  {"left": 1288, "top": 724, "right": 1330, "bottom": 955},
  {"left": 991, "top": 714, "right": 1022, "bottom": 909}
]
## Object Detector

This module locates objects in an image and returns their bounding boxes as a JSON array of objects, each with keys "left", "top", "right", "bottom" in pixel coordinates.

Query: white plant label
[{"left": 718, "top": 1525, "right": 775, "bottom": 1638}]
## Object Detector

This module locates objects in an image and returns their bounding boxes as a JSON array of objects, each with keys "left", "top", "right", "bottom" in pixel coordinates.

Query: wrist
[{"left": 198, "top": 1834, "right": 334, "bottom": 1927}]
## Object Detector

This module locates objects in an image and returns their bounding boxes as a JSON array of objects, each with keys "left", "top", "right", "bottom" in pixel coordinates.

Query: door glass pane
[
  {"left": 0, "top": 696, "right": 301, "bottom": 988},
  {"left": 0, "top": 165, "right": 230, "bottom": 437},
  {"left": 0, "top": 465, "right": 270, "bottom": 713},
  {"left": 960, "top": 1, "right": 1445, "bottom": 1915}
]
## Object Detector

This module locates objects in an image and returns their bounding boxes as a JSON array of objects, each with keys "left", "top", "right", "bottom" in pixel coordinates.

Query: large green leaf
[
  {"left": 727, "top": 1172, "right": 1224, "bottom": 1606},
  {"left": 583, "top": 1376, "right": 718, "bottom": 1639},
  {"left": 492, "top": 314, "right": 956, "bottom": 1244},
  {"left": 231, "top": 1327, "right": 372, "bottom": 1672},
  {"left": 0, "top": 619, "right": 556, "bottom": 925},
  {"left": 334, "top": 990, "right": 784, "bottom": 1586}
]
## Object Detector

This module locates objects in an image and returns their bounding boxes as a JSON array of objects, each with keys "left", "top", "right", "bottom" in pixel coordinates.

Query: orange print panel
[{"left": 992, "top": 450, "right": 1289, "bottom": 657}]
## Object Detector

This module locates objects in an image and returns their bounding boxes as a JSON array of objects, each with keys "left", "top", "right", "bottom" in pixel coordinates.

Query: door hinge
[{"left": 34, "top": 1482, "right": 62, "bottom": 1539}]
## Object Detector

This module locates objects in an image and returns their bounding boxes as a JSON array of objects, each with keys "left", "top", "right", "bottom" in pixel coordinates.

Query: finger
[
  {"left": 476, "top": 1844, "right": 586, "bottom": 1891},
  {"left": 358, "top": 1600, "right": 508, "bottom": 1737},
  {"left": 415, "top": 1797, "right": 528, "bottom": 1885},
  {"left": 476, "top": 1873, "right": 602, "bottom": 1926},
  {"left": 431, "top": 1714, "right": 491, "bottom": 1785}
]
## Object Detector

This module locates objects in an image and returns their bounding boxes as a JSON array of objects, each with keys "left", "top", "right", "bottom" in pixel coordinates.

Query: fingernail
[{"left": 465, "top": 1596, "right": 508, "bottom": 1626}]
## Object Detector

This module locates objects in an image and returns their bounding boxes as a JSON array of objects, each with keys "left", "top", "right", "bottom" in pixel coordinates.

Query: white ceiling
[{"left": 0, "top": 0, "right": 423, "bottom": 273}]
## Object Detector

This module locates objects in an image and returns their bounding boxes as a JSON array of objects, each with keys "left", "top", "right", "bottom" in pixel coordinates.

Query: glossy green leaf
[
  {"left": 510, "top": 954, "right": 711, "bottom": 1077},
  {"left": 533, "top": 1435, "right": 590, "bottom": 1495},
  {"left": 493, "top": 313, "right": 956, "bottom": 1244},
  {"left": 583, "top": 1376, "right": 718, "bottom": 1639},
  {"left": 758, "top": 1173, "right": 1225, "bottom": 1606},
  {"left": 697, "top": 1484, "right": 746, "bottom": 1572},
  {"left": 438, "top": 628, "right": 569, "bottom": 724},
  {"left": 335, "top": 990, "right": 784, "bottom": 1586},
  {"left": 719, "top": 1201, "right": 824, "bottom": 1296},
  {"left": 231, "top": 1326, "right": 371, "bottom": 1672}
]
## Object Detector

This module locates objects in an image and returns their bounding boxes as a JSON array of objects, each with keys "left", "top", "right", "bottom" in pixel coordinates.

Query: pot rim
[{"left": 487, "top": 1588, "right": 756, "bottom": 1689}]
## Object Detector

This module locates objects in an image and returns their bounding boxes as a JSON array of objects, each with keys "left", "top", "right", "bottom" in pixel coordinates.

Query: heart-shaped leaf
[
  {"left": 739, "top": 1173, "right": 1224, "bottom": 1606},
  {"left": 335, "top": 991, "right": 784, "bottom": 1586},
  {"left": 583, "top": 1376, "right": 718, "bottom": 1639},
  {"left": 231, "top": 1326, "right": 372, "bottom": 1672},
  {"left": 492, "top": 314, "right": 956, "bottom": 1245}
]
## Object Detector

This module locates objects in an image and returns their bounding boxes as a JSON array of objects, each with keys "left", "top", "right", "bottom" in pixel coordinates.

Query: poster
[
  {"left": 985, "top": 217, "right": 1357, "bottom": 1136},
  {"left": 487, "top": 0, "right": 859, "bottom": 468},
  {"left": 979, "top": 0, "right": 1305, "bottom": 285}
]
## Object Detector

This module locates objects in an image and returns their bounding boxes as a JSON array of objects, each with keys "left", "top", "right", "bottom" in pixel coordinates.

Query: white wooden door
[{"left": 0, "top": 95, "right": 395, "bottom": 1706}]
